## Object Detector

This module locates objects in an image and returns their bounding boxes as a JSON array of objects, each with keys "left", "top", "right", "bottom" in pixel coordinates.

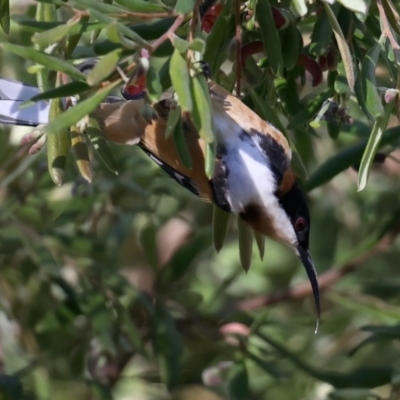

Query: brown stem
[
  {"left": 237, "top": 226, "right": 400, "bottom": 312},
  {"left": 152, "top": 13, "right": 186, "bottom": 52}
]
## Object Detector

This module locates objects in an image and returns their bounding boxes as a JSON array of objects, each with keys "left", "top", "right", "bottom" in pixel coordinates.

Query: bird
[{"left": 0, "top": 75, "right": 320, "bottom": 330}]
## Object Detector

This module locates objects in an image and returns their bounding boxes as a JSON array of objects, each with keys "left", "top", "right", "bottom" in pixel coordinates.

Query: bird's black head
[{"left": 279, "top": 182, "right": 320, "bottom": 332}]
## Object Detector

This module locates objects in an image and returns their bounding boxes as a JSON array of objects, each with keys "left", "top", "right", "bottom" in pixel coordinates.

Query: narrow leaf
[
  {"left": 228, "top": 362, "right": 249, "bottom": 400},
  {"left": 361, "top": 42, "right": 384, "bottom": 118},
  {"left": 203, "top": 2, "right": 235, "bottom": 77},
  {"left": 42, "top": 80, "right": 121, "bottom": 136},
  {"left": 86, "top": 49, "right": 122, "bottom": 86},
  {"left": 86, "top": 116, "right": 119, "bottom": 174},
  {"left": 290, "top": 0, "right": 308, "bottom": 17},
  {"left": 169, "top": 49, "right": 192, "bottom": 112},
  {"left": 175, "top": 0, "right": 196, "bottom": 14},
  {"left": 306, "top": 125, "right": 400, "bottom": 191},
  {"left": 71, "top": 0, "right": 127, "bottom": 14},
  {"left": 146, "top": 64, "right": 162, "bottom": 103},
  {"left": 287, "top": 87, "right": 334, "bottom": 129},
  {"left": 324, "top": 3, "right": 355, "bottom": 91},
  {"left": 140, "top": 223, "right": 159, "bottom": 270},
  {"left": 47, "top": 97, "right": 71, "bottom": 187},
  {"left": 150, "top": 305, "right": 183, "bottom": 389},
  {"left": 357, "top": 101, "right": 393, "bottom": 191},
  {"left": 172, "top": 116, "right": 192, "bottom": 169},
  {"left": 1, "top": 43, "right": 86, "bottom": 81},
  {"left": 88, "top": 8, "right": 150, "bottom": 49},
  {"left": 212, "top": 206, "right": 231, "bottom": 253},
  {"left": 165, "top": 105, "right": 181, "bottom": 138},
  {"left": 113, "top": 0, "right": 168, "bottom": 12},
  {"left": 23, "top": 81, "right": 90, "bottom": 105},
  {"left": 256, "top": 0, "right": 284, "bottom": 75},
  {"left": 336, "top": 0, "right": 368, "bottom": 14},
  {"left": 0, "top": 0, "right": 10, "bottom": 34},
  {"left": 254, "top": 231, "right": 265, "bottom": 261},
  {"left": 32, "top": 20, "right": 79, "bottom": 46},
  {"left": 205, "top": 142, "right": 216, "bottom": 178},
  {"left": 71, "top": 125, "right": 93, "bottom": 183},
  {"left": 238, "top": 217, "right": 253, "bottom": 273},
  {"left": 309, "top": 7, "right": 336, "bottom": 56},
  {"left": 190, "top": 74, "right": 215, "bottom": 143}
]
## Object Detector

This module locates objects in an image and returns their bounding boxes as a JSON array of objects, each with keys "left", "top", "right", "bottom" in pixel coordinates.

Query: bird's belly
[{"left": 214, "top": 135, "right": 278, "bottom": 215}]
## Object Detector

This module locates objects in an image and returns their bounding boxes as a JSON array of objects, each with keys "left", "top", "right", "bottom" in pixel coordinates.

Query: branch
[{"left": 237, "top": 226, "right": 400, "bottom": 312}]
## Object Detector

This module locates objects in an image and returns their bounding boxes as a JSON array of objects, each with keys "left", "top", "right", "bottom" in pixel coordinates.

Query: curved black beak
[{"left": 297, "top": 246, "right": 320, "bottom": 333}]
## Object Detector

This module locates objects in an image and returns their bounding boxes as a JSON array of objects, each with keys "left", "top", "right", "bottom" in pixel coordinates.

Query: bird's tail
[{"left": 0, "top": 78, "right": 50, "bottom": 126}]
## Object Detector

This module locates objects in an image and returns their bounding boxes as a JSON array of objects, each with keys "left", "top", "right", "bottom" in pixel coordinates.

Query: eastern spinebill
[{"left": 0, "top": 76, "right": 321, "bottom": 330}]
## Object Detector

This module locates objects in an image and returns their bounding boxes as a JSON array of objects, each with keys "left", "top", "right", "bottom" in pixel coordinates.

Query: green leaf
[
  {"left": 86, "top": 116, "right": 119, "bottom": 174},
  {"left": 106, "top": 22, "right": 137, "bottom": 49},
  {"left": 88, "top": 7, "right": 150, "bottom": 49},
  {"left": 256, "top": 0, "right": 283, "bottom": 76},
  {"left": 150, "top": 305, "right": 183, "bottom": 389},
  {"left": 171, "top": 36, "right": 190, "bottom": 53},
  {"left": 163, "top": 228, "right": 212, "bottom": 283},
  {"left": 253, "top": 231, "right": 265, "bottom": 261},
  {"left": 361, "top": 42, "right": 384, "bottom": 118},
  {"left": 324, "top": 3, "right": 355, "bottom": 91},
  {"left": 47, "top": 96, "right": 71, "bottom": 187},
  {"left": 287, "top": 87, "right": 334, "bottom": 129},
  {"left": 71, "top": 0, "right": 127, "bottom": 14},
  {"left": 205, "top": 141, "right": 216, "bottom": 178},
  {"left": 204, "top": 2, "right": 235, "bottom": 77},
  {"left": 228, "top": 362, "right": 249, "bottom": 400},
  {"left": 140, "top": 223, "right": 159, "bottom": 270},
  {"left": 212, "top": 206, "right": 231, "bottom": 253},
  {"left": 190, "top": 74, "right": 215, "bottom": 143},
  {"left": 281, "top": 18, "right": 303, "bottom": 70},
  {"left": 23, "top": 81, "right": 90, "bottom": 106},
  {"left": 336, "top": 0, "right": 369, "bottom": 14},
  {"left": 306, "top": 125, "right": 400, "bottom": 191},
  {"left": 42, "top": 80, "right": 121, "bottom": 137},
  {"left": 146, "top": 65, "right": 162, "bottom": 103},
  {"left": 15, "top": 18, "right": 104, "bottom": 34},
  {"left": 238, "top": 217, "right": 253, "bottom": 273},
  {"left": 113, "top": 0, "right": 168, "bottom": 12},
  {"left": 354, "top": 60, "right": 374, "bottom": 124},
  {"left": 174, "top": 0, "right": 196, "bottom": 14},
  {"left": 0, "top": 0, "right": 10, "bottom": 35},
  {"left": 172, "top": 115, "right": 192, "bottom": 169},
  {"left": 357, "top": 101, "right": 393, "bottom": 191},
  {"left": 32, "top": 20, "right": 79, "bottom": 46},
  {"left": 169, "top": 49, "right": 192, "bottom": 112},
  {"left": 71, "top": 125, "right": 93, "bottom": 183},
  {"left": 0, "top": 43, "right": 86, "bottom": 81},
  {"left": 256, "top": 331, "right": 392, "bottom": 389},
  {"left": 165, "top": 105, "right": 181, "bottom": 138},
  {"left": 86, "top": 49, "right": 122, "bottom": 86},
  {"left": 290, "top": 0, "right": 308, "bottom": 17},
  {"left": 310, "top": 7, "right": 335, "bottom": 56},
  {"left": 0, "top": 375, "right": 23, "bottom": 400}
]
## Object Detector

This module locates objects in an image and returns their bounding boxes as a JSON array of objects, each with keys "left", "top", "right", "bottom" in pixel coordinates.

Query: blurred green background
[{"left": 1, "top": 0, "right": 400, "bottom": 399}]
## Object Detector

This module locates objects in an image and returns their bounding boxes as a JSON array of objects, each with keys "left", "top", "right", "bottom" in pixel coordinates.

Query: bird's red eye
[{"left": 295, "top": 218, "right": 306, "bottom": 232}]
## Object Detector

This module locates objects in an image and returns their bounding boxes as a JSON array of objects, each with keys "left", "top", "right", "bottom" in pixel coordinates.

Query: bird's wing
[{"left": 208, "top": 81, "right": 292, "bottom": 158}]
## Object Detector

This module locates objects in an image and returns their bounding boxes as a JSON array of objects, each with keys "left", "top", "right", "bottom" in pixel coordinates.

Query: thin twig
[
  {"left": 151, "top": 13, "right": 186, "bottom": 52},
  {"left": 235, "top": 0, "right": 242, "bottom": 98},
  {"left": 237, "top": 226, "right": 400, "bottom": 312}
]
